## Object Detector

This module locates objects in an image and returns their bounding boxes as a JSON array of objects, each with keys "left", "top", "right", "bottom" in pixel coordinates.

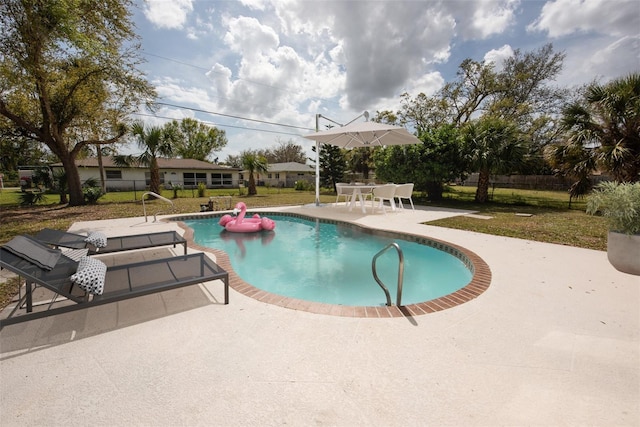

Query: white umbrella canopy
[
  {"left": 304, "top": 121, "right": 421, "bottom": 206},
  {"left": 304, "top": 121, "right": 421, "bottom": 148}
]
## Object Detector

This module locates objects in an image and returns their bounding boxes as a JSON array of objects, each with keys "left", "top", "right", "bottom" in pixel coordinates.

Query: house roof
[
  {"left": 52, "top": 156, "right": 238, "bottom": 171},
  {"left": 267, "top": 162, "right": 314, "bottom": 173}
]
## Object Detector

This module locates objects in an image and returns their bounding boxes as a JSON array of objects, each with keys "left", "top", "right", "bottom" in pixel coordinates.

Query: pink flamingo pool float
[{"left": 219, "top": 202, "right": 276, "bottom": 233}]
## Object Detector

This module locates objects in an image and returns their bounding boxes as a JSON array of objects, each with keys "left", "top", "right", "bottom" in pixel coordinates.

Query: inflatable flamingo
[{"left": 218, "top": 202, "right": 276, "bottom": 233}]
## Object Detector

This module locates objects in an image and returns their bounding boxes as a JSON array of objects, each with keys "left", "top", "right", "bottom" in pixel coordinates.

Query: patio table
[{"left": 342, "top": 184, "right": 396, "bottom": 213}]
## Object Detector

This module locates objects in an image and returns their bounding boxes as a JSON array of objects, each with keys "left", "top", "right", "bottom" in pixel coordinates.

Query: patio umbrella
[
  {"left": 304, "top": 120, "right": 421, "bottom": 149},
  {"left": 304, "top": 120, "right": 421, "bottom": 205}
]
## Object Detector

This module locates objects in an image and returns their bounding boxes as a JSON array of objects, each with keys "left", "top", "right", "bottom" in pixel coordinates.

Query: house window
[
  {"left": 105, "top": 170, "right": 122, "bottom": 180},
  {"left": 211, "top": 173, "right": 233, "bottom": 186},
  {"left": 183, "top": 172, "right": 207, "bottom": 187},
  {"left": 145, "top": 172, "right": 165, "bottom": 186}
]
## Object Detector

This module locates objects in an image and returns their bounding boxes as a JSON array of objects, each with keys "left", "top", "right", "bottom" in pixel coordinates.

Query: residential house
[
  {"left": 240, "top": 162, "right": 315, "bottom": 188},
  {"left": 50, "top": 157, "right": 241, "bottom": 191}
]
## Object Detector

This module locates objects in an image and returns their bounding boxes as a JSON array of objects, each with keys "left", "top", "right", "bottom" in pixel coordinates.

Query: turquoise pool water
[{"left": 184, "top": 215, "right": 472, "bottom": 306}]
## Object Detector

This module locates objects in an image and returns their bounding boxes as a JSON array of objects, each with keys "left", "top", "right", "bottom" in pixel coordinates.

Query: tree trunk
[
  {"left": 248, "top": 172, "right": 257, "bottom": 195},
  {"left": 426, "top": 181, "right": 443, "bottom": 201},
  {"left": 475, "top": 169, "right": 491, "bottom": 203},
  {"left": 149, "top": 157, "right": 161, "bottom": 194},
  {"left": 97, "top": 146, "right": 106, "bottom": 193},
  {"left": 60, "top": 154, "right": 85, "bottom": 206}
]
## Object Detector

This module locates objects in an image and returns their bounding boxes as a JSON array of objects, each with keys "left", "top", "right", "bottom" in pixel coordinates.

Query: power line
[
  {"left": 154, "top": 102, "right": 314, "bottom": 132},
  {"left": 132, "top": 112, "right": 307, "bottom": 137}
]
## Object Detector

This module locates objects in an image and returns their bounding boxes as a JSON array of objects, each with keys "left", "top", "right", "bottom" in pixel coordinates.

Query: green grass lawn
[{"left": 425, "top": 186, "right": 607, "bottom": 251}]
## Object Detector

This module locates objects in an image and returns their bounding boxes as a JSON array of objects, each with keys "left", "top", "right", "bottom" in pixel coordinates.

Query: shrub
[
  {"left": 171, "top": 183, "right": 183, "bottom": 199},
  {"left": 197, "top": 182, "right": 207, "bottom": 197},
  {"left": 586, "top": 181, "right": 640, "bottom": 234},
  {"left": 294, "top": 180, "right": 313, "bottom": 191},
  {"left": 19, "top": 191, "right": 45, "bottom": 206},
  {"left": 83, "top": 186, "right": 104, "bottom": 204}
]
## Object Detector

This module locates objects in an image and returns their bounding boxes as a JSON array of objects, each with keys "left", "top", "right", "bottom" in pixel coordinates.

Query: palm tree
[
  {"left": 115, "top": 122, "right": 175, "bottom": 194},
  {"left": 241, "top": 151, "right": 268, "bottom": 196},
  {"left": 463, "top": 116, "right": 525, "bottom": 203},
  {"left": 553, "top": 73, "right": 640, "bottom": 186}
]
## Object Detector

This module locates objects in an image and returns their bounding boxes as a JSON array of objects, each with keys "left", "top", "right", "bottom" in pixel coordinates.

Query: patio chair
[
  {"left": 0, "top": 235, "right": 229, "bottom": 327},
  {"left": 35, "top": 228, "right": 188, "bottom": 255},
  {"left": 335, "top": 183, "right": 354, "bottom": 206},
  {"left": 394, "top": 183, "right": 415, "bottom": 210},
  {"left": 371, "top": 184, "right": 397, "bottom": 214}
]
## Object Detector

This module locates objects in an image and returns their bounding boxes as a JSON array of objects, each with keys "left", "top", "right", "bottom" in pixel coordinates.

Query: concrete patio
[{"left": 0, "top": 204, "right": 638, "bottom": 426}]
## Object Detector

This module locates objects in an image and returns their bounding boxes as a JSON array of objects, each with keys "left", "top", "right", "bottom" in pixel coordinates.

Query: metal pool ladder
[
  {"left": 372, "top": 242, "right": 405, "bottom": 306},
  {"left": 142, "top": 192, "right": 174, "bottom": 222}
]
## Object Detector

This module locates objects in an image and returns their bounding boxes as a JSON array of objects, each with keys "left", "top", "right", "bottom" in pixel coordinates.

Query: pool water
[{"left": 184, "top": 215, "right": 472, "bottom": 307}]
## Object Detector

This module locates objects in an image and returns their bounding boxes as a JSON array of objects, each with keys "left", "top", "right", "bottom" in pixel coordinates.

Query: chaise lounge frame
[
  {"left": 35, "top": 228, "right": 188, "bottom": 255},
  {"left": 0, "top": 247, "right": 229, "bottom": 328}
]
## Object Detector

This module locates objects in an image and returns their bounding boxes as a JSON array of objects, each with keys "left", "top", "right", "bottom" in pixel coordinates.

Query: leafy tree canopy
[
  {"left": 553, "top": 73, "right": 640, "bottom": 185},
  {"left": 167, "top": 118, "right": 227, "bottom": 161},
  {"left": 0, "top": 0, "right": 155, "bottom": 205}
]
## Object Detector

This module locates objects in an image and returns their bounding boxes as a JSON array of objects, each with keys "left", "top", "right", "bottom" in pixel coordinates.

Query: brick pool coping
[{"left": 173, "top": 213, "right": 492, "bottom": 318}]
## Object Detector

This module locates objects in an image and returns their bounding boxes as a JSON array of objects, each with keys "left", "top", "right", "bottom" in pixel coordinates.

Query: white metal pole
[{"left": 315, "top": 113, "right": 320, "bottom": 206}]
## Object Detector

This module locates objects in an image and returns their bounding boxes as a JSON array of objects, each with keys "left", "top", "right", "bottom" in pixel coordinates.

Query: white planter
[{"left": 607, "top": 231, "right": 640, "bottom": 276}]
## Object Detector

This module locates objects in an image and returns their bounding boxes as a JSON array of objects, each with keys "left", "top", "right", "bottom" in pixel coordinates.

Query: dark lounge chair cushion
[
  {"left": 3, "top": 235, "right": 61, "bottom": 270},
  {"left": 84, "top": 231, "right": 108, "bottom": 248},
  {"left": 71, "top": 256, "right": 107, "bottom": 295}
]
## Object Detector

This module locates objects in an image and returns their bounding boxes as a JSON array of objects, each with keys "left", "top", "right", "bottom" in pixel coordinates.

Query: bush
[
  {"left": 83, "top": 186, "right": 104, "bottom": 204},
  {"left": 19, "top": 191, "right": 45, "bottom": 206},
  {"left": 171, "top": 183, "right": 183, "bottom": 199},
  {"left": 197, "top": 182, "right": 207, "bottom": 197},
  {"left": 294, "top": 180, "right": 313, "bottom": 191},
  {"left": 586, "top": 181, "right": 640, "bottom": 234}
]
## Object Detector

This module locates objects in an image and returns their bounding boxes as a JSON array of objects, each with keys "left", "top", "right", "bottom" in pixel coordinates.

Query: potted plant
[{"left": 586, "top": 181, "right": 640, "bottom": 275}]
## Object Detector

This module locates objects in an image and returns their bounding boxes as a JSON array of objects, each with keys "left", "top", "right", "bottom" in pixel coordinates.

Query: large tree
[
  {"left": 395, "top": 44, "right": 565, "bottom": 198},
  {"left": 240, "top": 150, "right": 268, "bottom": 196},
  {"left": 0, "top": 0, "right": 155, "bottom": 206},
  {"left": 551, "top": 73, "right": 640, "bottom": 186},
  {"left": 115, "top": 122, "right": 175, "bottom": 195},
  {"left": 167, "top": 118, "right": 227, "bottom": 161},
  {"left": 312, "top": 144, "right": 347, "bottom": 191},
  {"left": 462, "top": 116, "right": 525, "bottom": 203},
  {"left": 261, "top": 138, "right": 308, "bottom": 164},
  {"left": 374, "top": 124, "right": 467, "bottom": 200}
]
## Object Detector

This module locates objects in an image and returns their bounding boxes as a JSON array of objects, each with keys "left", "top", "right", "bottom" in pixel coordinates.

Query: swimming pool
[{"left": 180, "top": 213, "right": 485, "bottom": 310}]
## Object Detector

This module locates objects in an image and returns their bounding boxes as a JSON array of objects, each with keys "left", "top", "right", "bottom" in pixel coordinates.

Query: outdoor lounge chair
[
  {"left": 35, "top": 228, "right": 188, "bottom": 255},
  {"left": 0, "top": 236, "right": 229, "bottom": 327}
]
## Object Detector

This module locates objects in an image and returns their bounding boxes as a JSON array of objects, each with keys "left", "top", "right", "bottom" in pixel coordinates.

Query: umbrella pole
[
  {"left": 315, "top": 114, "right": 320, "bottom": 206},
  {"left": 315, "top": 141, "right": 320, "bottom": 206}
]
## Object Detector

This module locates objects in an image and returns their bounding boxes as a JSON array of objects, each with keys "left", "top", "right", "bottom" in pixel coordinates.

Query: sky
[{"left": 127, "top": 0, "right": 640, "bottom": 163}]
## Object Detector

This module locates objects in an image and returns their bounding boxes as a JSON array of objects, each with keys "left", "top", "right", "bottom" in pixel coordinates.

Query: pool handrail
[
  {"left": 142, "top": 191, "right": 174, "bottom": 222},
  {"left": 371, "top": 242, "right": 405, "bottom": 306}
]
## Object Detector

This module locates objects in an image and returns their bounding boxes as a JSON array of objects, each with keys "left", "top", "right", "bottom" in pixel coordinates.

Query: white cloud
[
  {"left": 280, "top": 1, "right": 457, "bottom": 110},
  {"left": 133, "top": 0, "right": 639, "bottom": 162},
  {"left": 484, "top": 44, "right": 515, "bottom": 71},
  {"left": 142, "top": 0, "right": 194, "bottom": 30},
  {"left": 528, "top": 0, "right": 640, "bottom": 37},
  {"left": 557, "top": 35, "right": 640, "bottom": 87},
  {"left": 468, "top": 0, "right": 520, "bottom": 39}
]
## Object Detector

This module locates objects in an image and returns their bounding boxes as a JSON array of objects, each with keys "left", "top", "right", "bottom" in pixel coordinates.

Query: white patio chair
[
  {"left": 358, "top": 183, "right": 375, "bottom": 203},
  {"left": 394, "top": 183, "right": 415, "bottom": 210},
  {"left": 371, "top": 184, "right": 397, "bottom": 214},
  {"left": 335, "top": 183, "right": 354, "bottom": 206}
]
